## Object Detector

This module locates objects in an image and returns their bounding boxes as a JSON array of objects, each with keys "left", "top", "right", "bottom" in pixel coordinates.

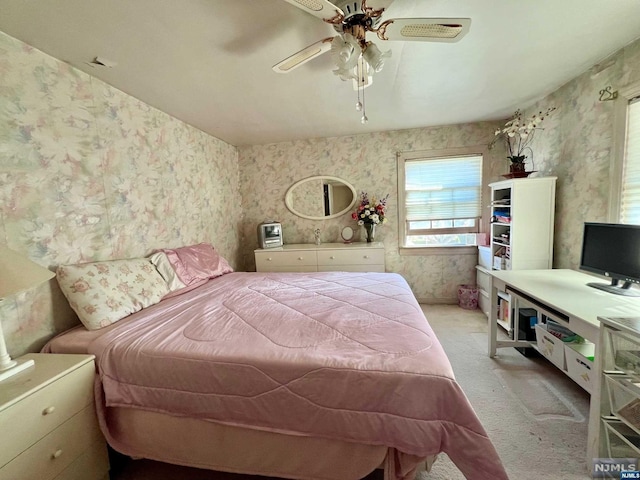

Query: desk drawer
[
  {"left": 0, "top": 405, "right": 102, "bottom": 480},
  {"left": 0, "top": 361, "right": 94, "bottom": 467},
  {"left": 317, "top": 249, "right": 384, "bottom": 266}
]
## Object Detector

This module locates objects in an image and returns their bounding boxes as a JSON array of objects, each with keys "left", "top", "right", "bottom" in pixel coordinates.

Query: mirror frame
[{"left": 285, "top": 175, "right": 358, "bottom": 220}]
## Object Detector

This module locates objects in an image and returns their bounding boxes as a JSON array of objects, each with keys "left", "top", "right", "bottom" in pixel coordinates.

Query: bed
[{"left": 44, "top": 246, "right": 508, "bottom": 480}]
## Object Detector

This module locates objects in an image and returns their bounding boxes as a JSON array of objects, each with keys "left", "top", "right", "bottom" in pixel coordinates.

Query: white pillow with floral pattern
[{"left": 56, "top": 258, "right": 170, "bottom": 330}]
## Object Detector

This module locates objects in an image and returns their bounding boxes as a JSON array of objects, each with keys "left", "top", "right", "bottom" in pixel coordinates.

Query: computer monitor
[{"left": 579, "top": 222, "right": 640, "bottom": 297}]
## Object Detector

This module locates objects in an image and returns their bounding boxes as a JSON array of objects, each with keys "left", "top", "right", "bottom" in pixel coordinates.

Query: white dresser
[
  {"left": 0, "top": 353, "right": 109, "bottom": 480},
  {"left": 255, "top": 242, "right": 385, "bottom": 273}
]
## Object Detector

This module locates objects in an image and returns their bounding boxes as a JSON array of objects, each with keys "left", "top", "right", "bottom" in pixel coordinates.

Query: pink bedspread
[{"left": 86, "top": 271, "right": 507, "bottom": 479}]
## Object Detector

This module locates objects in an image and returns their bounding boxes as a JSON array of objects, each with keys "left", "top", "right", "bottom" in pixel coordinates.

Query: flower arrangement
[
  {"left": 352, "top": 192, "right": 389, "bottom": 225},
  {"left": 491, "top": 107, "right": 556, "bottom": 163}
]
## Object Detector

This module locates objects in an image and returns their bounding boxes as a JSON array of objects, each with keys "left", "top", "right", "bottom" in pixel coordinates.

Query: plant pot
[{"left": 509, "top": 162, "right": 526, "bottom": 173}]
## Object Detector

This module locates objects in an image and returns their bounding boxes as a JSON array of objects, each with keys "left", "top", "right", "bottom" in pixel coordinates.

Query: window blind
[
  {"left": 404, "top": 155, "right": 482, "bottom": 221},
  {"left": 621, "top": 98, "right": 640, "bottom": 225}
]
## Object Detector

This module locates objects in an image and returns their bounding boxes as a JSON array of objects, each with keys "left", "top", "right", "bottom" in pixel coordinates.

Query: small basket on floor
[{"left": 457, "top": 285, "right": 479, "bottom": 310}]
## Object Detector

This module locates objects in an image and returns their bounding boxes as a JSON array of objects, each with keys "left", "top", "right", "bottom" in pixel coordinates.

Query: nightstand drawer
[
  {"left": 52, "top": 440, "right": 109, "bottom": 480},
  {"left": 0, "top": 361, "right": 94, "bottom": 467},
  {"left": 317, "top": 249, "right": 384, "bottom": 266},
  {"left": 0, "top": 404, "right": 102, "bottom": 480}
]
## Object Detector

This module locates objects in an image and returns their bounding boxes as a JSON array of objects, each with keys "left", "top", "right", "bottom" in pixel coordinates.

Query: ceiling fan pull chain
[{"left": 360, "top": 73, "right": 368, "bottom": 124}]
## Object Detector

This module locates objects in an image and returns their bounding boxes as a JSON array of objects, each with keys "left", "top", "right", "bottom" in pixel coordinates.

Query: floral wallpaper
[
  {"left": 238, "top": 125, "right": 506, "bottom": 303},
  {"left": 516, "top": 36, "right": 640, "bottom": 269},
  {"left": 0, "top": 31, "right": 243, "bottom": 356}
]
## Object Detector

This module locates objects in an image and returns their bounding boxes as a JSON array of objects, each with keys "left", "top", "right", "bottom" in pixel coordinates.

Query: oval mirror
[{"left": 285, "top": 176, "right": 357, "bottom": 220}]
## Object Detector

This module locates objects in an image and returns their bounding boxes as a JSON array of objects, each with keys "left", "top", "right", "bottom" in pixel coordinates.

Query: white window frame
[
  {"left": 610, "top": 80, "right": 640, "bottom": 222},
  {"left": 397, "top": 146, "right": 490, "bottom": 254}
]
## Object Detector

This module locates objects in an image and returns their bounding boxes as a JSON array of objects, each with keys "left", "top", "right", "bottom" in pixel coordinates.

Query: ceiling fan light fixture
[
  {"left": 331, "top": 35, "right": 355, "bottom": 64},
  {"left": 362, "top": 41, "right": 390, "bottom": 73}
]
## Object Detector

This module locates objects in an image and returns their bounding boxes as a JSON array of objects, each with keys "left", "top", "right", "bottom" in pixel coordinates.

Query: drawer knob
[
  {"left": 267, "top": 258, "right": 272, "bottom": 261},
  {"left": 330, "top": 256, "right": 335, "bottom": 259},
  {"left": 52, "top": 449, "right": 63, "bottom": 459},
  {"left": 42, "top": 406, "right": 56, "bottom": 415},
  {"left": 364, "top": 255, "right": 370, "bottom": 259},
  {"left": 298, "top": 257, "right": 303, "bottom": 260}
]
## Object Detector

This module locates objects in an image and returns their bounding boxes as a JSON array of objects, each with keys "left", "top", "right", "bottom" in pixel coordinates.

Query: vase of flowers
[
  {"left": 352, "top": 192, "right": 389, "bottom": 242},
  {"left": 491, "top": 107, "right": 556, "bottom": 176}
]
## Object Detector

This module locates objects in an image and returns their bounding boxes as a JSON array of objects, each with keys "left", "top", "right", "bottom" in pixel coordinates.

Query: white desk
[
  {"left": 488, "top": 268, "right": 640, "bottom": 467},
  {"left": 489, "top": 269, "right": 640, "bottom": 356}
]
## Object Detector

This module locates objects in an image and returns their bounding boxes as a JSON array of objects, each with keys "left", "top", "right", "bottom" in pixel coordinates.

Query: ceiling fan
[
  {"left": 273, "top": 0, "right": 470, "bottom": 123},
  {"left": 273, "top": 0, "right": 471, "bottom": 76}
]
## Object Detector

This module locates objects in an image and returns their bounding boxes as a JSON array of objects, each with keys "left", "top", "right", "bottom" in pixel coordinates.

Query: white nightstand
[{"left": 0, "top": 353, "right": 109, "bottom": 480}]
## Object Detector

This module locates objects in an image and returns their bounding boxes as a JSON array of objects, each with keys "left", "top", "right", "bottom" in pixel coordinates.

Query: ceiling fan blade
[
  {"left": 376, "top": 18, "right": 471, "bottom": 43},
  {"left": 281, "top": 0, "right": 345, "bottom": 23},
  {"left": 272, "top": 37, "right": 335, "bottom": 73}
]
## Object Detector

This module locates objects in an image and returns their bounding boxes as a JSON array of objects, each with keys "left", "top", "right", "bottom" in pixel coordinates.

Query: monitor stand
[{"left": 587, "top": 278, "right": 640, "bottom": 297}]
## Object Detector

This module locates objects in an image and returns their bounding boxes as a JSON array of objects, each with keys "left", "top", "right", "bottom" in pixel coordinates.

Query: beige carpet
[
  {"left": 419, "top": 305, "right": 590, "bottom": 480},
  {"left": 111, "top": 305, "right": 591, "bottom": 480}
]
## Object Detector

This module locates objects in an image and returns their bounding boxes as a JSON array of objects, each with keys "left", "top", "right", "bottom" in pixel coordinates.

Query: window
[
  {"left": 621, "top": 97, "right": 640, "bottom": 224},
  {"left": 398, "top": 148, "right": 484, "bottom": 249}
]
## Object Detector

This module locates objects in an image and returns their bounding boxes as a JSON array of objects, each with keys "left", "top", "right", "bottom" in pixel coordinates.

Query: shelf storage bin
[
  {"left": 605, "top": 375, "right": 640, "bottom": 433},
  {"left": 602, "top": 419, "right": 640, "bottom": 458},
  {"left": 564, "top": 342, "right": 595, "bottom": 394},
  {"left": 606, "top": 328, "right": 640, "bottom": 376},
  {"left": 534, "top": 324, "right": 566, "bottom": 370}
]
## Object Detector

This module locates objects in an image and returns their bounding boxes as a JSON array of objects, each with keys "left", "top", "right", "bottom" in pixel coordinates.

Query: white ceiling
[{"left": 1, "top": 0, "right": 640, "bottom": 146}]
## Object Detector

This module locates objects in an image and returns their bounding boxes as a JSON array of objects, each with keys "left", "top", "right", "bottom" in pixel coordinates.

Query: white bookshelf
[{"left": 489, "top": 176, "right": 557, "bottom": 334}]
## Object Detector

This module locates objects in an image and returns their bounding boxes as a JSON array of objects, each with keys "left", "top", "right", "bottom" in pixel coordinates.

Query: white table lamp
[{"left": 0, "top": 246, "right": 55, "bottom": 381}]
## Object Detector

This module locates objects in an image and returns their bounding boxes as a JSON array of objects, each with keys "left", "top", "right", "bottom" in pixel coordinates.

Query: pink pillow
[{"left": 155, "top": 243, "right": 233, "bottom": 286}]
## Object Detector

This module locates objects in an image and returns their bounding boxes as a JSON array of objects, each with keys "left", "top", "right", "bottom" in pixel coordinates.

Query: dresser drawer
[
  {"left": 476, "top": 267, "right": 491, "bottom": 293},
  {"left": 0, "top": 361, "right": 95, "bottom": 467},
  {"left": 0, "top": 404, "right": 103, "bottom": 480},
  {"left": 478, "top": 290, "right": 490, "bottom": 318},
  {"left": 259, "top": 265, "right": 317, "bottom": 273},
  {"left": 317, "top": 249, "right": 384, "bottom": 266},
  {"left": 318, "top": 264, "right": 385, "bottom": 273},
  {"left": 255, "top": 250, "right": 317, "bottom": 271}
]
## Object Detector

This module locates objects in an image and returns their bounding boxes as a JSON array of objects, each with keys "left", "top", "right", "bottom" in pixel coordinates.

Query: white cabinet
[
  {"left": 489, "top": 176, "right": 556, "bottom": 271},
  {"left": 255, "top": 243, "right": 385, "bottom": 273},
  {"left": 0, "top": 353, "right": 109, "bottom": 480},
  {"left": 488, "top": 177, "right": 556, "bottom": 332}
]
